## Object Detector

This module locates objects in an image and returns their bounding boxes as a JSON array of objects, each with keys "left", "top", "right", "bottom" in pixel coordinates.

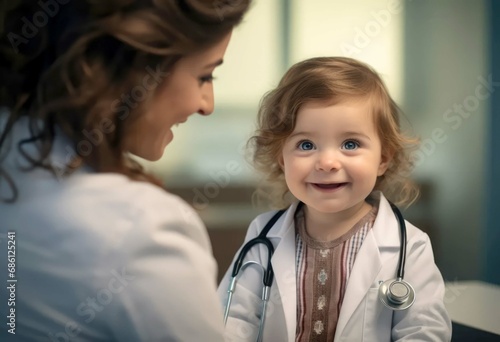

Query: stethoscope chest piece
[{"left": 378, "top": 278, "right": 415, "bottom": 311}]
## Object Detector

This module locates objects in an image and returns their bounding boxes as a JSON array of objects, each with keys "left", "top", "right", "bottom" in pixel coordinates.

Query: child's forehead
[
  {"left": 294, "top": 100, "right": 374, "bottom": 125},
  {"left": 287, "top": 98, "right": 380, "bottom": 138},
  {"left": 297, "top": 96, "right": 375, "bottom": 116}
]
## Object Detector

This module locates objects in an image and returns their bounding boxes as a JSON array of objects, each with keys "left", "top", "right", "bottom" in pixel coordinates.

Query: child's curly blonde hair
[{"left": 249, "top": 57, "right": 419, "bottom": 209}]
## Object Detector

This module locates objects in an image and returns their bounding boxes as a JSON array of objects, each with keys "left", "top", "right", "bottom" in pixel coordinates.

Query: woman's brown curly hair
[
  {"left": 0, "top": 0, "right": 252, "bottom": 202},
  {"left": 249, "top": 57, "right": 419, "bottom": 209}
]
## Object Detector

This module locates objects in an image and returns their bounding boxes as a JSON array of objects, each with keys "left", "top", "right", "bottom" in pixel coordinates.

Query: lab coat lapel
[
  {"left": 268, "top": 203, "right": 299, "bottom": 341},
  {"left": 335, "top": 193, "right": 400, "bottom": 338},
  {"left": 335, "top": 231, "right": 382, "bottom": 338}
]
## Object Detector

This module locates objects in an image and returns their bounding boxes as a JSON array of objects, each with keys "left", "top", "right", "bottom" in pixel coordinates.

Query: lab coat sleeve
[
  {"left": 103, "top": 188, "right": 226, "bottom": 341},
  {"left": 217, "top": 213, "right": 275, "bottom": 342},
  {"left": 392, "top": 232, "right": 452, "bottom": 341}
]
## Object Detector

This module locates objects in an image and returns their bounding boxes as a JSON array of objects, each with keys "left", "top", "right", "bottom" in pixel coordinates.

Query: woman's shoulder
[
  {"left": 64, "top": 173, "right": 207, "bottom": 240},
  {"left": 68, "top": 172, "right": 194, "bottom": 212},
  {"left": 6, "top": 171, "right": 210, "bottom": 254}
]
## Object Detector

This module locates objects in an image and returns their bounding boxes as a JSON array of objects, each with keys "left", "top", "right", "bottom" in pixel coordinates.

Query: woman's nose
[
  {"left": 197, "top": 85, "right": 214, "bottom": 116},
  {"left": 316, "top": 151, "right": 341, "bottom": 171}
]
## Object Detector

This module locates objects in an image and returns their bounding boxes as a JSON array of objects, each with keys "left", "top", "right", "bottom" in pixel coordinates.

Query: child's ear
[
  {"left": 278, "top": 155, "right": 284, "bottom": 169},
  {"left": 377, "top": 151, "right": 393, "bottom": 176}
]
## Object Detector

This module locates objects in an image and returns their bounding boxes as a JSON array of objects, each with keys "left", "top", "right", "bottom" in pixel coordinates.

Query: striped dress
[{"left": 295, "top": 206, "right": 378, "bottom": 342}]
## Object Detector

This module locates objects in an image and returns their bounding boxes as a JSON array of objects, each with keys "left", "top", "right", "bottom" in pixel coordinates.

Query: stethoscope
[{"left": 223, "top": 201, "right": 415, "bottom": 341}]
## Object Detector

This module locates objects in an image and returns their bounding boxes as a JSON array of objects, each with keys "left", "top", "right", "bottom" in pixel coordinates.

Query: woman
[{"left": 0, "top": 0, "right": 251, "bottom": 340}]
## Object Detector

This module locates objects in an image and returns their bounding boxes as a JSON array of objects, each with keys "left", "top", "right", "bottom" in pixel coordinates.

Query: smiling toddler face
[{"left": 280, "top": 98, "right": 389, "bottom": 216}]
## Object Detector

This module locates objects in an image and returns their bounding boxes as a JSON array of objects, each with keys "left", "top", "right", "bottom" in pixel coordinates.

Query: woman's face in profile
[{"left": 124, "top": 31, "right": 233, "bottom": 161}]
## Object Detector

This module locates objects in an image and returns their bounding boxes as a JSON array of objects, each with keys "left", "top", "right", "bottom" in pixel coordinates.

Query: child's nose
[{"left": 316, "top": 150, "right": 342, "bottom": 171}]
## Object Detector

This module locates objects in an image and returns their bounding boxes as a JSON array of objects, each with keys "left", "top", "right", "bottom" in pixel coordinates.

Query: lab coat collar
[
  {"left": 267, "top": 193, "right": 400, "bottom": 245},
  {"left": 265, "top": 201, "right": 300, "bottom": 239},
  {"left": 267, "top": 193, "right": 400, "bottom": 246},
  {"left": 370, "top": 191, "right": 402, "bottom": 248}
]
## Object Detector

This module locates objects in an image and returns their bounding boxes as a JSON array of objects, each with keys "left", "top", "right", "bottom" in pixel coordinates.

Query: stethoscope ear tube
[
  {"left": 389, "top": 202, "right": 407, "bottom": 280},
  {"left": 231, "top": 237, "right": 275, "bottom": 286},
  {"left": 230, "top": 208, "right": 285, "bottom": 283},
  {"left": 224, "top": 209, "right": 284, "bottom": 338}
]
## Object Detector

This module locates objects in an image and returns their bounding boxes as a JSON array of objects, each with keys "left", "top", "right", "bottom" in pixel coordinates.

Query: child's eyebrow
[
  {"left": 341, "top": 131, "right": 372, "bottom": 141},
  {"left": 288, "top": 131, "right": 312, "bottom": 139},
  {"left": 288, "top": 131, "right": 372, "bottom": 141}
]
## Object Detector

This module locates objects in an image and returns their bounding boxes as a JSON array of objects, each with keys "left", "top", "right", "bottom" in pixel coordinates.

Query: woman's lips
[{"left": 311, "top": 182, "right": 348, "bottom": 191}]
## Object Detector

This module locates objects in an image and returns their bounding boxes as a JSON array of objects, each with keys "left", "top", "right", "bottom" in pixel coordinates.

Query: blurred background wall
[
  {"left": 403, "top": 0, "right": 488, "bottom": 282},
  {"left": 486, "top": 0, "right": 500, "bottom": 285},
  {"left": 139, "top": 0, "right": 499, "bottom": 284}
]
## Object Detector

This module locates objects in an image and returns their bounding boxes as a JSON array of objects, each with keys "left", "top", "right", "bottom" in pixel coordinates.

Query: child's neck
[{"left": 304, "top": 201, "right": 373, "bottom": 242}]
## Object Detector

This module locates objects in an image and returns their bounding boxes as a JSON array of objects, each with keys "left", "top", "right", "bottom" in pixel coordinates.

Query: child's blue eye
[
  {"left": 298, "top": 140, "right": 315, "bottom": 150},
  {"left": 342, "top": 140, "right": 359, "bottom": 150}
]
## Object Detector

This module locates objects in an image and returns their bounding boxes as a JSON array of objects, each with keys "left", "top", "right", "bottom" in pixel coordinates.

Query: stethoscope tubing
[{"left": 390, "top": 202, "right": 406, "bottom": 280}]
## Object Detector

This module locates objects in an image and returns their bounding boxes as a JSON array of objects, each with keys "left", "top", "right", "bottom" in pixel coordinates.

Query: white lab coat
[
  {"left": 218, "top": 193, "right": 452, "bottom": 341},
  {"left": 0, "top": 113, "right": 226, "bottom": 341}
]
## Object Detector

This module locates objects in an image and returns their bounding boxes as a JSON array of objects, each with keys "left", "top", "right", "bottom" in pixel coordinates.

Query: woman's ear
[{"left": 377, "top": 151, "right": 393, "bottom": 176}]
